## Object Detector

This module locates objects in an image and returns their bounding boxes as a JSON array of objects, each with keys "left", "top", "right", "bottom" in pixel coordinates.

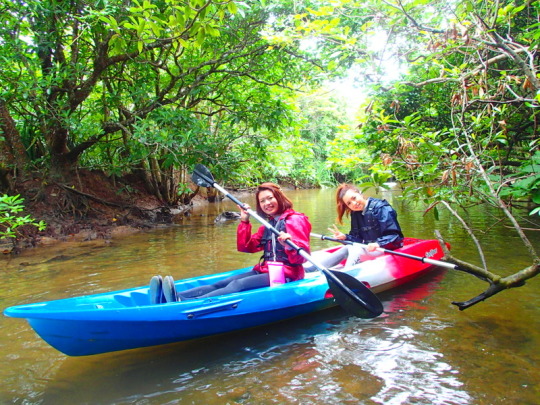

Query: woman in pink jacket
[{"left": 150, "top": 182, "right": 311, "bottom": 303}]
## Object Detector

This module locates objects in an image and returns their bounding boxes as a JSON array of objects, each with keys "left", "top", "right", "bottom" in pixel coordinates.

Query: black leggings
[{"left": 177, "top": 270, "right": 270, "bottom": 300}]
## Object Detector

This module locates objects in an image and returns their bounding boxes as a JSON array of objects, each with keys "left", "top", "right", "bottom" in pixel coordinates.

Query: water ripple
[{"left": 310, "top": 323, "right": 471, "bottom": 405}]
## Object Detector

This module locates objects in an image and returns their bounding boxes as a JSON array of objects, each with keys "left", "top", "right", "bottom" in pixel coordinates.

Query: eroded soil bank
[{"left": 2, "top": 170, "right": 207, "bottom": 254}]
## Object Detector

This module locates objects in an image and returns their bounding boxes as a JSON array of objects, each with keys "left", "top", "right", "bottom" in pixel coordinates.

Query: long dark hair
[
  {"left": 255, "top": 183, "right": 293, "bottom": 218},
  {"left": 335, "top": 183, "right": 361, "bottom": 224}
]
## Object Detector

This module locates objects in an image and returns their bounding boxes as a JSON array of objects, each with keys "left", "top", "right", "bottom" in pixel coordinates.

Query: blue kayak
[{"left": 3, "top": 238, "right": 446, "bottom": 356}]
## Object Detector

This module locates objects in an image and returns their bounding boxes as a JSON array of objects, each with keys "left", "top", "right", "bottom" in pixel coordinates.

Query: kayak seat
[{"left": 114, "top": 292, "right": 149, "bottom": 307}]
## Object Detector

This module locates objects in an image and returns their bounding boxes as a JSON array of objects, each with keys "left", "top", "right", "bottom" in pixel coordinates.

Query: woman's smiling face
[
  {"left": 258, "top": 190, "right": 279, "bottom": 217},
  {"left": 342, "top": 189, "right": 367, "bottom": 212}
]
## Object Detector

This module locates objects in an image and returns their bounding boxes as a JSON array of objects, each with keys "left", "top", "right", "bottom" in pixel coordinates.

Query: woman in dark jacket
[
  {"left": 307, "top": 183, "right": 404, "bottom": 271},
  {"left": 331, "top": 183, "right": 404, "bottom": 250}
]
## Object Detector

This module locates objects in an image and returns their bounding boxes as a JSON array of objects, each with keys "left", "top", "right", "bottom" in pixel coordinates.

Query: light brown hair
[{"left": 335, "top": 183, "right": 361, "bottom": 224}]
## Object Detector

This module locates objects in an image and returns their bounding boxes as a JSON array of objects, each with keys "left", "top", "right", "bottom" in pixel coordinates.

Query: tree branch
[
  {"left": 439, "top": 201, "right": 489, "bottom": 270},
  {"left": 434, "top": 230, "right": 540, "bottom": 311}
]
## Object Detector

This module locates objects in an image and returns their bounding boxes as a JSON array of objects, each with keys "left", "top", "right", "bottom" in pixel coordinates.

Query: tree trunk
[
  {"left": 46, "top": 124, "right": 74, "bottom": 180},
  {"left": 0, "top": 99, "right": 30, "bottom": 174}
]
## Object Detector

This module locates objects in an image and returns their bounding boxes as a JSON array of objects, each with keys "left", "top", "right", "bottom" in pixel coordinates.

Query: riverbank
[{"left": 2, "top": 170, "right": 206, "bottom": 254}]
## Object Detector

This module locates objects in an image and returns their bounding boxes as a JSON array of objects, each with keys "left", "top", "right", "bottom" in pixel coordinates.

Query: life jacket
[{"left": 259, "top": 212, "right": 298, "bottom": 266}]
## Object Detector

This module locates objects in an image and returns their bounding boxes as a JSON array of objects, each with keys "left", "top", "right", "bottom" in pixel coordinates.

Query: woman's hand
[
  {"left": 366, "top": 242, "right": 380, "bottom": 252},
  {"left": 277, "top": 232, "right": 292, "bottom": 245},
  {"left": 328, "top": 224, "right": 346, "bottom": 240},
  {"left": 238, "top": 204, "right": 250, "bottom": 222}
]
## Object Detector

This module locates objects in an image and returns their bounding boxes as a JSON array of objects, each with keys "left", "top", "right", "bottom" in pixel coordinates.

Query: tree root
[{"left": 57, "top": 183, "right": 131, "bottom": 209}]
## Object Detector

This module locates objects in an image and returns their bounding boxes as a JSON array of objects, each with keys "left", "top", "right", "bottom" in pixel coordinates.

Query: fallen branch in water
[{"left": 434, "top": 227, "right": 540, "bottom": 311}]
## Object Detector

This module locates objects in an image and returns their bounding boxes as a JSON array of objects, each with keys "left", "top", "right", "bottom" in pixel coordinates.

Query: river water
[{"left": 1, "top": 188, "right": 539, "bottom": 404}]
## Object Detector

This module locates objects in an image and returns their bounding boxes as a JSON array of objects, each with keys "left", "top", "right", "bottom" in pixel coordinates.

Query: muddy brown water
[{"left": 1, "top": 188, "right": 539, "bottom": 404}]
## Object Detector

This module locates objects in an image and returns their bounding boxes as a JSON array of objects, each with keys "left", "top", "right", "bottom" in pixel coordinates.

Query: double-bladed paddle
[
  {"left": 311, "top": 232, "right": 461, "bottom": 270},
  {"left": 191, "top": 164, "right": 384, "bottom": 319}
]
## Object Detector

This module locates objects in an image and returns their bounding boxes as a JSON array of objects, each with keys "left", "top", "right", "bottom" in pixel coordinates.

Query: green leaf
[
  {"left": 532, "top": 189, "right": 540, "bottom": 204},
  {"left": 196, "top": 29, "right": 205, "bottom": 46},
  {"left": 227, "top": 1, "right": 238, "bottom": 14}
]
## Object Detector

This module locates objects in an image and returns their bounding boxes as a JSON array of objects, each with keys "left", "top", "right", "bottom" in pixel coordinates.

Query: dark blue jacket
[{"left": 346, "top": 198, "right": 404, "bottom": 250}]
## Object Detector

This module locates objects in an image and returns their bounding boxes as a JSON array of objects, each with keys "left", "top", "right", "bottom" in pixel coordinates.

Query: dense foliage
[
  {"left": 0, "top": 0, "right": 538, "bottom": 211},
  {"left": 273, "top": 0, "right": 540, "bottom": 217},
  {"left": 0, "top": 0, "right": 343, "bottom": 203}
]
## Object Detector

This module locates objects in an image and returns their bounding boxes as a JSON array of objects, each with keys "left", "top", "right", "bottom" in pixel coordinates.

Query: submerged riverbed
[{"left": 1, "top": 188, "right": 539, "bottom": 404}]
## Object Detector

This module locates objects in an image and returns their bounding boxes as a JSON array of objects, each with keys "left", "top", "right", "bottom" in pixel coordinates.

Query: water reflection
[
  {"left": 310, "top": 322, "right": 471, "bottom": 405},
  {"left": 1, "top": 188, "right": 539, "bottom": 404},
  {"left": 40, "top": 308, "right": 349, "bottom": 404}
]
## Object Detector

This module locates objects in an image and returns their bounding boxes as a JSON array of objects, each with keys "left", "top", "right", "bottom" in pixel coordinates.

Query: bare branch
[{"left": 439, "top": 201, "right": 488, "bottom": 270}]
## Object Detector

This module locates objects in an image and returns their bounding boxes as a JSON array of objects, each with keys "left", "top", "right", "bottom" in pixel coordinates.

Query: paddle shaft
[{"left": 311, "top": 233, "right": 460, "bottom": 270}]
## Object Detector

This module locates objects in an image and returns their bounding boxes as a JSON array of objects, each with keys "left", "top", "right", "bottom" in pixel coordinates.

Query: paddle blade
[
  {"left": 192, "top": 164, "right": 215, "bottom": 188},
  {"left": 324, "top": 270, "right": 384, "bottom": 318}
]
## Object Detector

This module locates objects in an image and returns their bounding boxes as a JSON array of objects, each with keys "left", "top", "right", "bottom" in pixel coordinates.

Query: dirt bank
[{"left": 2, "top": 170, "right": 204, "bottom": 254}]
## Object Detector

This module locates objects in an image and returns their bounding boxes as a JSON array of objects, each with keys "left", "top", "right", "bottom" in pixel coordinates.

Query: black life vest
[{"left": 260, "top": 214, "right": 294, "bottom": 265}]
